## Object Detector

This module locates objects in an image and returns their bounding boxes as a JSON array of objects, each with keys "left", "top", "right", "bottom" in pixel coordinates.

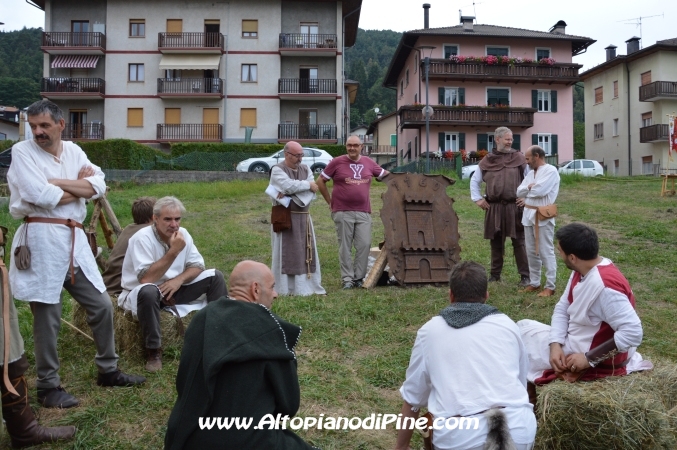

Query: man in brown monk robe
[
  {"left": 470, "top": 127, "right": 530, "bottom": 286},
  {"left": 269, "top": 141, "right": 326, "bottom": 295}
]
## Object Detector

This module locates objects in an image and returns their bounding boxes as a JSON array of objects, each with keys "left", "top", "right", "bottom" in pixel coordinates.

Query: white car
[
  {"left": 558, "top": 159, "right": 604, "bottom": 177},
  {"left": 462, "top": 164, "right": 478, "bottom": 180},
  {"left": 236, "top": 147, "right": 333, "bottom": 174}
]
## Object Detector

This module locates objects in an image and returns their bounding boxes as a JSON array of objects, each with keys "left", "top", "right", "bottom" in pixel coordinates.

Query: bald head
[
  {"left": 282, "top": 140, "right": 304, "bottom": 169},
  {"left": 228, "top": 260, "right": 277, "bottom": 308}
]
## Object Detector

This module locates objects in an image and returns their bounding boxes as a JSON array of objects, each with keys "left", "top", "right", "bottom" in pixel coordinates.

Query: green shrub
[
  {"left": 79, "top": 139, "right": 166, "bottom": 170},
  {"left": 0, "top": 140, "right": 16, "bottom": 152},
  {"left": 170, "top": 142, "right": 347, "bottom": 158}
]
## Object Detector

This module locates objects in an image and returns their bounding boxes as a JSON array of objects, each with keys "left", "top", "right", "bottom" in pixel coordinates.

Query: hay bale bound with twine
[
  {"left": 71, "top": 297, "right": 196, "bottom": 360},
  {"left": 535, "top": 361, "right": 677, "bottom": 450}
]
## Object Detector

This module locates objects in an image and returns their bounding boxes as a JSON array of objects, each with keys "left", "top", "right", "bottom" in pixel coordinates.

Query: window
[
  {"left": 165, "top": 69, "right": 181, "bottom": 81},
  {"left": 127, "top": 108, "right": 143, "bottom": 127},
  {"left": 594, "top": 123, "right": 604, "bottom": 140},
  {"left": 129, "top": 64, "right": 144, "bottom": 82},
  {"left": 613, "top": 80, "right": 618, "bottom": 98},
  {"left": 537, "top": 90, "right": 551, "bottom": 112},
  {"left": 444, "top": 133, "right": 459, "bottom": 151},
  {"left": 242, "top": 20, "right": 258, "bottom": 38},
  {"left": 241, "top": 64, "right": 257, "bottom": 82},
  {"left": 538, "top": 134, "right": 551, "bottom": 155},
  {"left": 406, "top": 69, "right": 409, "bottom": 86},
  {"left": 640, "top": 71, "right": 652, "bottom": 86},
  {"left": 443, "top": 88, "right": 459, "bottom": 106},
  {"left": 613, "top": 118, "right": 619, "bottom": 136},
  {"left": 414, "top": 93, "right": 417, "bottom": 104},
  {"left": 443, "top": 45, "right": 458, "bottom": 59},
  {"left": 486, "top": 46, "right": 509, "bottom": 57},
  {"left": 166, "top": 19, "right": 182, "bottom": 33},
  {"left": 71, "top": 21, "right": 89, "bottom": 33},
  {"left": 594, "top": 87, "right": 603, "bottom": 104},
  {"left": 129, "top": 19, "right": 145, "bottom": 37},
  {"left": 487, "top": 88, "right": 509, "bottom": 106},
  {"left": 536, "top": 48, "right": 550, "bottom": 61},
  {"left": 642, "top": 156, "right": 653, "bottom": 175},
  {"left": 390, "top": 134, "right": 397, "bottom": 146},
  {"left": 614, "top": 159, "right": 619, "bottom": 176},
  {"left": 641, "top": 112, "right": 652, "bottom": 127},
  {"left": 400, "top": 80, "right": 404, "bottom": 97},
  {"left": 240, "top": 108, "right": 256, "bottom": 127}
]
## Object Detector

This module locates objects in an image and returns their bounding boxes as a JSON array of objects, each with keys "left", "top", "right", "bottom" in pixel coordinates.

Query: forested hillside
[{"left": 0, "top": 28, "right": 43, "bottom": 108}]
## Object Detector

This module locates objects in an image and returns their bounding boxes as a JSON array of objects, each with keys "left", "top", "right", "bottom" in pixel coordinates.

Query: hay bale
[
  {"left": 71, "top": 297, "right": 196, "bottom": 360},
  {"left": 535, "top": 362, "right": 677, "bottom": 450}
]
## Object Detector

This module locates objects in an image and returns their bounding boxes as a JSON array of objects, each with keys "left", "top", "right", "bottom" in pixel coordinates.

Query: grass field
[{"left": 0, "top": 174, "right": 675, "bottom": 449}]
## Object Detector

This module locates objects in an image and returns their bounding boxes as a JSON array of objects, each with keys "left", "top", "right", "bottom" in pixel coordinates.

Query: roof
[
  {"left": 384, "top": 24, "right": 595, "bottom": 87},
  {"left": 366, "top": 111, "right": 396, "bottom": 135},
  {"left": 580, "top": 38, "right": 677, "bottom": 80},
  {"left": 30, "top": 0, "right": 362, "bottom": 46}
]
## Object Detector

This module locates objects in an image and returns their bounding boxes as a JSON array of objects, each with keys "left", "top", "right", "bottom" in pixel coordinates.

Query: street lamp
[{"left": 417, "top": 46, "right": 436, "bottom": 174}]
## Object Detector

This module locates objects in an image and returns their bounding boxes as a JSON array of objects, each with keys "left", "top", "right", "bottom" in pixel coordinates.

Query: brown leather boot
[
  {"left": 2, "top": 375, "right": 76, "bottom": 448},
  {"left": 145, "top": 348, "right": 163, "bottom": 373}
]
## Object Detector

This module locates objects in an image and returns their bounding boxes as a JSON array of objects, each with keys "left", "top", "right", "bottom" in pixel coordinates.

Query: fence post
[{"left": 455, "top": 154, "right": 463, "bottom": 179}]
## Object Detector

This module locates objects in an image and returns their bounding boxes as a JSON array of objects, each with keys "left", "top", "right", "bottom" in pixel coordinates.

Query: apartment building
[
  {"left": 383, "top": 6, "right": 594, "bottom": 164},
  {"left": 33, "top": 0, "right": 361, "bottom": 145},
  {"left": 580, "top": 38, "right": 677, "bottom": 176}
]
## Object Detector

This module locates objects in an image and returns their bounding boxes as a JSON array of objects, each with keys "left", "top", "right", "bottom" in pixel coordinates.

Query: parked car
[
  {"left": 236, "top": 147, "right": 333, "bottom": 174},
  {"left": 558, "top": 159, "right": 604, "bottom": 177},
  {"left": 462, "top": 164, "right": 478, "bottom": 180},
  {"left": 0, "top": 147, "right": 12, "bottom": 168}
]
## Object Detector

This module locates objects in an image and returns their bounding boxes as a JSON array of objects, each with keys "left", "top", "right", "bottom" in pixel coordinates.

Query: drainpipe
[
  {"left": 222, "top": 2, "right": 230, "bottom": 142},
  {"left": 342, "top": 5, "right": 361, "bottom": 144},
  {"left": 626, "top": 61, "right": 632, "bottom": 176},
  {"left": 385, "top": 85, "right": 398, "bottom": 164}
]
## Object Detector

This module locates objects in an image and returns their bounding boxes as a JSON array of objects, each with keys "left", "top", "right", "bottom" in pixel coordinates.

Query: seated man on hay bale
[
  {"left": 518, "top": 223, "right": 652, "bottom": 396},
  {"left": 165, "top": 261, "right": 319, "bottom": 450},
  {"left": 395, "top": 261, "right": 536, "bottom": 450},
  {"left": 118, "top": 196, "right": 227, "bottom": 372},
  {"left": 101, "top": 196, "right": 155, "bottom": 296}
]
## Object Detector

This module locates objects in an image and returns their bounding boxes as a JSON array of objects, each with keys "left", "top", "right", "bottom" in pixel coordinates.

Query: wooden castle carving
[{"left": 380, "top": 173, "right": 461, "bottom": 285}]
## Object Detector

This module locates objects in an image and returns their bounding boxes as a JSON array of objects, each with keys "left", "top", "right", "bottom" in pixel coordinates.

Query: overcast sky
[{"left": 0, "top": 0, "right": 670, "bottom": 70}]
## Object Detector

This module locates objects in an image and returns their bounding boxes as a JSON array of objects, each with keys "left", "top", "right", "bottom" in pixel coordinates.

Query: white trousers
[{"left": 524, "top": 222, "right": 557, "bottom": 290}]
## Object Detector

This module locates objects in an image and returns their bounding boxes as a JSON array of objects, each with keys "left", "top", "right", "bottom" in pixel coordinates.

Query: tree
[{"left": 573, "top": 122, "right": 585, "bottom": 159}]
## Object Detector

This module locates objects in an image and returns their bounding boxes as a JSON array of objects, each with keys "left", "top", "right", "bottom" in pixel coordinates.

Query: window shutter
[
  {"left": 240, "top": 108, "right": 257, "bottom": 127},
  {"left": 242, "top": 20, "right": 258, "bottom": 33},
  {"left": 513, "top": 134, "right": 521, "bottom": 151},
  {"left": 438, "top": 87, "right": 445, "bottom": 105},
  {"left": 459, "top": 88, "right": 465, "bottom": 105},
  {"left": 127, "top": 108, "right": 143, "bottom": 127},
  {"left": 477, "top": 133, "right": 487, "bottom": 151},
  {"left": 459, "top": 133, "right": 465, "bottom": 150},
  {"left": 438, "top": 132, "right": 445, "bottom": 152},
  {"left": 551, "top": 134, "right": 558, "bottom": 155},
  {"left": 390, "top": 134, "right": 397, "bottom": 146},
  {"left": 551, "top": 90, "right": 557, "bottom": 112},
  {"left": 532, "top": 90, "right": 538, "bottom": 109},
  {"left": 532, "top": 134, "right": 538, "bottom": 145}
]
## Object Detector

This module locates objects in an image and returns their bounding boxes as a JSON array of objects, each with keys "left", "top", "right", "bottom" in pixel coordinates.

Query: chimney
[
  {"left": 460, "top": 16, "right": 475, "bottom": 32},
  {"left": 605, "top": 45, "right": 617, "bottom": 61},
  {"left": 376, "top": 112, "right": 383, "bottom": 120},
  {"left": 423, "top": 4, "right": 430, "bottom": 29},
  {"left": 549, "top": 20, "right": 567, "bottom": 34},
  {"left": 626, "top": 36, "right": 640, "bottom": 54}
]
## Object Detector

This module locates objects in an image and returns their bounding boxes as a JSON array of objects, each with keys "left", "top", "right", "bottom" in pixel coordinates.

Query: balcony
[
  {"left": 61, "top": 123, "right": 104, "bottom": 141},
  {"left": 157, "top": 124, "right": 223, "bottom": 142},
  {"left": 639, "top": 124, "right": 669, "bottom": 143},
  {"left": 157, "top": 78, "right": 224, "bottom": 98},
  {"left": 41, "top": 78, "right": 105, "bottom": 100},
  {"left": 279, "top": 33, "right": 337, "bottom": 57},
  {"left": 398, "top": 105, "right": 536, "bottom": 129},
  {"left": 158, "top": 33, "right": 224, "bottom": 53},
  {"left": 278, "top": 78, "right": 338, "bottom": 100},
  {"left": 42, "top": 32, "right": 106, "bottom": 55},
  {"left": 426, "top": 60, "right": 581, "bottom": 85},
  {"left": 278, "top": 124, "right": 337, "bottom": 143},
  {"left": 639, "top": 81, "right": 677, "bottom": 102}
]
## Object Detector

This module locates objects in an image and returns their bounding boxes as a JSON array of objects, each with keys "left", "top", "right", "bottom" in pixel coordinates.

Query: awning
[
  {"left": 51, "top": 55, "right": 100, "bottom": 69},
  {"left": 159, "top": 54, "right": 221, "bottom": 71}
]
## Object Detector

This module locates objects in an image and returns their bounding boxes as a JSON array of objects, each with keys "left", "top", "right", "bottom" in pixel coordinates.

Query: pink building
[{"left": 384, "top": 9, "right": 595, "bottom": 163}]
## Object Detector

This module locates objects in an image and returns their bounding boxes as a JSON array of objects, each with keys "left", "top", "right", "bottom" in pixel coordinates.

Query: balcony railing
[
  {"left": 157, "top": 78, "right": 224, "bottom": 95},
  {"left": 41, "top": 77, "right": 105, "bottom": 95},
  {"left": 279, "top": 33, "right": 337, "bottom": 49},
  {"left": 639, "top": 124, "right": 669, "bottom": 143},
  {"left": 42, "top": 32, "right": 106, "bottom": 49},
  {"left": 158, "top": 32, "right": 224, "bottom": 50},
  {"left": 639, "top": 81, "right": 677, "bottom": 101},
  {"left": 61, "top": 123, "right": 104, "bottom": 140},
  {"left": 399, "top": 106, "right": 535, "bottom": 128},
  {"left": 278, "top": 78, "right": 337, "bottom": 94},
  {"left": 278, "top": 124, "right": 337, "bottom": 140},
  {"left": 426, "top": 60, "right": 581, "bottom": 84},
  {"left": 157, "top": 124, "right": 223, "bottom": 141}
]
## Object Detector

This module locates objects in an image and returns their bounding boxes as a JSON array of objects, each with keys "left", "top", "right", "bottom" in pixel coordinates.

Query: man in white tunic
[
  {"left": 395, "top": 261, "right": 536, "bottom": 450},
  {"left": 119, "top": 196, "right": 227, "bottom": 372},
  {"left": 516, "top": 145, "right": 560, "bottom": 297},
  {"left": 7, "top": 100, "right": 145, "bottom": 410},
  {"left": 269, "top": 141, "right": 325, "bottom": 296}
]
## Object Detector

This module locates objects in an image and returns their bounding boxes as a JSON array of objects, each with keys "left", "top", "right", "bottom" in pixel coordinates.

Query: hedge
[
  {"left": 78, "top": 139, "right": 166, "bottom": 170},
  {"left": 170, "top": 142, "right": 347, "bottom": 158},
  {"left": 0, "top": 140, "right": 16, "bottom": 152}
]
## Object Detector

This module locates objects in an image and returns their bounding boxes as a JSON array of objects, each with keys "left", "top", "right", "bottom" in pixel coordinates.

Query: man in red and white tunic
[{"left": 518, "top": 223, "right": 652, "bottom": 388}]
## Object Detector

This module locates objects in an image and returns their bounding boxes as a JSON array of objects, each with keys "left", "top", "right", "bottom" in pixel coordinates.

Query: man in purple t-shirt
[{"left": 316, "top": 136, "right": 389, "bottom": 289}]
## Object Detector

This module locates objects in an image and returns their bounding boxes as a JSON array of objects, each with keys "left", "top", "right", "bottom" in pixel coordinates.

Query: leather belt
[{"left": 24, "top": 217, "right": 84, "bottom": 285}]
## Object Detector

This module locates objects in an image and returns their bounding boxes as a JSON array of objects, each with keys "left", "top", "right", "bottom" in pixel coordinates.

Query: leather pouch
[{"left": 271, "top": 205, "right": 291, "bottom": 233}]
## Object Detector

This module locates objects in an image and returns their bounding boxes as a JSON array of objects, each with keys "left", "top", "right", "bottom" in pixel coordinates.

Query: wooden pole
[
  {"left": 99, "top": 212, "right": 115, "bottom": 249},
  {"left": 362, "top": 247, "right": 389, "bottom": 289},
  {"left": 100, "top": 196, "right": 122, "bottom": 237}
]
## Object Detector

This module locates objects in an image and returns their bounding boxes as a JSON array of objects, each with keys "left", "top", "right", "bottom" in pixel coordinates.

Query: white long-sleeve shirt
[
  {"left": 470, "top": 164, "right": 528, "bottom": 202},
  {"left": 515, "top": 163, "right": 560, "bottom": 227},
  {"left": 8, "top": 140, "right": 106, "bottom": 303}
]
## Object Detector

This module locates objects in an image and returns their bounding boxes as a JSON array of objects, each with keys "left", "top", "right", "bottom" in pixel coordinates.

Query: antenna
[
  {"left": 460, "top": 1, "right": 484, "bottom": 21},
  {"left": 618, "top": 13, "right": 664, "bottom": 48}
]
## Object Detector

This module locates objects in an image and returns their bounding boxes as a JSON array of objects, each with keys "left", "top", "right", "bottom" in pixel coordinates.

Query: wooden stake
[{"left": 363, "top": 246, "right": 389, "bottom": 289}]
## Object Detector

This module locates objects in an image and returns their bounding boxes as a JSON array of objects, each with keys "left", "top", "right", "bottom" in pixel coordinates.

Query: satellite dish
[{"left": 374, "top": 107, "right": 380, "bottom": 113}]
